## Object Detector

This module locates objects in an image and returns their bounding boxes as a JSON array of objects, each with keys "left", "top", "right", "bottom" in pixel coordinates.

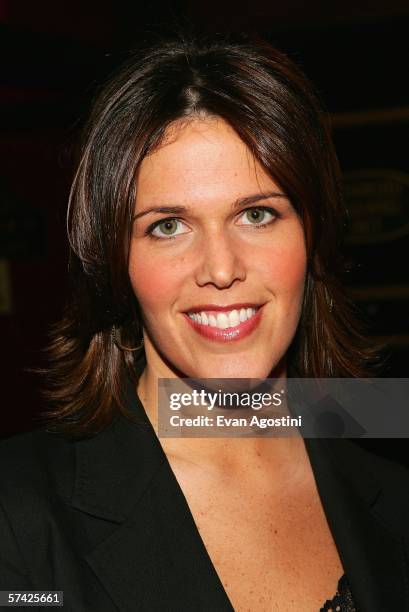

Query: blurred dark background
[{"left": 1, "top": 1, "right": 408, "bottom": 439}]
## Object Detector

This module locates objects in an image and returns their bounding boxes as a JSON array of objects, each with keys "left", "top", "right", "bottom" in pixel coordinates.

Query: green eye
[
  {"left": 148, "top": 217, "right": 188, "bottom": 239},
  {"left": 152, "top": 219, "right": 179, "bottom": 236},
  {"left": 240, "top": 207, "right": 277, "bottom": 227},
  {"left": 245, "top": 209, "right": 266, "bottom": 223},
  {"left": 157, "top": 220, "right": 178, "bottom": 235}
]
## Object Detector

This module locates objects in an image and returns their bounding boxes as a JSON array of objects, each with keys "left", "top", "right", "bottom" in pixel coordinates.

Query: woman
[{"left": 1, "top": 31, "right": 408, "bottom": 612}]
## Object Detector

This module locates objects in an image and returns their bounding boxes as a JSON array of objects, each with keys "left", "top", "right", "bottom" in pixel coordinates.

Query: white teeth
[
  {"left": 228, "top": 309, "right": 240, "bottom": 327},
  {"left": 188, "top": 307, "right": 257, "bottom": 329},
  {"left": 208, "top": 314, "right": 217, "bottom": 327},
  {"left": 216, "top": 312, "right": 230, "bottom": 329},
  {"left": 239, "top": 308, "right": 247, "bottom": 322}
]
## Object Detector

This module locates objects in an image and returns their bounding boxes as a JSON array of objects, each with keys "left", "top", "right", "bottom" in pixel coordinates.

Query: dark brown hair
[{"left": 41, "top": 30, "right": 379, "bottom": 436}]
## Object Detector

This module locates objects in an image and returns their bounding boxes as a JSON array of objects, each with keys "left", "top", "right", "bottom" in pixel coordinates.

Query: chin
[
  {"left": 189, "top": 359, "right": 277, "bottom": 381},
  {"left": 157, "top": 342, "right": 285, "bottom": 381}
]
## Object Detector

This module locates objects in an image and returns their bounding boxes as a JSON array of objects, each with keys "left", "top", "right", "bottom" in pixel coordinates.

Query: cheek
[
  {"left": 128, "top": 251, "right": 183, "bottom": 314},
  {"left": 262, "top": 232, "right": 307, "bottom": 296}
]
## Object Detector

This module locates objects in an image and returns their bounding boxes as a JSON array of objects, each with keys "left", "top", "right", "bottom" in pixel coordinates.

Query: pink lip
[{"left": 183, "top": 305, "right": 264, "bottom": 343}]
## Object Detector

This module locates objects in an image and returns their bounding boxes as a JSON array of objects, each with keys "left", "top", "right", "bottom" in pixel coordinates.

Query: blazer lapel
[
  {"left": 304, "top": 437, "right": 409, "bottom": 611},
  {"left": 70, "top": 392, "right": 233, "bottom": 611}
]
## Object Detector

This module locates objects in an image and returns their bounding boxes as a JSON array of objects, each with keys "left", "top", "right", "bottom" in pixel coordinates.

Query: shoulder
[
  {"left": 314, "top": 436, "right": 409, "bottom": 479},
  {"left": 0, "top": 427, "right": 76, "bottom": 506},
  {"left": 0, "top": 428, "right": 77, "bottom": 588},
  {"left": 335, "top": 438, "right": 409, "bottom": 483},
  {"left": 324, "top": 438, "right": 409, "bottom": 534}
]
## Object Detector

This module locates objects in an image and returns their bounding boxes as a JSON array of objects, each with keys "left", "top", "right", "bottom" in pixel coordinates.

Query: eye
[
  {"left": 148, "top": 218, "right": 189, "bottom": 239},
  {"left": 238, "top": 206, "right": 279, "bottom": 228}
]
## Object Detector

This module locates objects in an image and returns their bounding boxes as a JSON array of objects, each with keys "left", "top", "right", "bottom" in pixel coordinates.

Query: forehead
[{"left": 135, "top": 117, "right": 281, "bottom": 203}]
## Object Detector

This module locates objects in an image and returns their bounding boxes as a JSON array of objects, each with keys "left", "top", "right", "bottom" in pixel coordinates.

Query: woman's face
[{"left": 129, "top": 117, "right": 307, "bottom": 379}]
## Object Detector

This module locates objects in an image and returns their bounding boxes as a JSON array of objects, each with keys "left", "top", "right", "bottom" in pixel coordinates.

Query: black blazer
[{"left": 1, "top": 386, "right": 409, "bottom": 611}]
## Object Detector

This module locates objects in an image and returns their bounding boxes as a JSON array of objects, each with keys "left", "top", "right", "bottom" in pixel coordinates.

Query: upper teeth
[{"left": 188, "top": 307, "right": 257, "bottom": 329}]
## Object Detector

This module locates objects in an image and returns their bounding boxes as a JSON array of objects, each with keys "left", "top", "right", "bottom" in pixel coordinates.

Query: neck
[{"left": 136, "top": 362, "right": 307, "bottom": 478}]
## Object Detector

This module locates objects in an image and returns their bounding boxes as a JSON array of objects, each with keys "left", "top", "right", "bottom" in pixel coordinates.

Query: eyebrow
[{"left": 132, "top": 190, "right": 287, "bottom": 221}]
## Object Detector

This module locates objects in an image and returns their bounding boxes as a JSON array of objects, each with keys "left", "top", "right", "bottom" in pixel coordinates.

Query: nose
[{"left": 194, "top": 229, "right": 247, "bottom": 289}]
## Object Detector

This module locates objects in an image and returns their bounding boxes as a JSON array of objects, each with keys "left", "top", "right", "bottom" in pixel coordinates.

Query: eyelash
[{"left": 144, "top": 206, "right": 281, "bottom": 241}]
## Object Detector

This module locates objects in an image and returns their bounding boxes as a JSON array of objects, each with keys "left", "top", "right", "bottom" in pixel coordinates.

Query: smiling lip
[
  {"left": 183, "top": 302, "right": 261, "bottom": 314},
  {"left": 183, "top": 304, "right": 264, "bottom": 343}
]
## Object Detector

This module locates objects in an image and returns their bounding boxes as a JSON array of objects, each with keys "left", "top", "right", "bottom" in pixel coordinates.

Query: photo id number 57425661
[{"left": 0, "top": 592, "right": 63, "bottom": 607}]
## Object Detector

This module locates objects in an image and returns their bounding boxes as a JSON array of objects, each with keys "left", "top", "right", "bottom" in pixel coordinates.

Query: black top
[
  {"left": 321, "top": 574, "right": 356, "bottom": 611},
  {"left": 0, "top": 385, "right": 408, "bottom": 610}
]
